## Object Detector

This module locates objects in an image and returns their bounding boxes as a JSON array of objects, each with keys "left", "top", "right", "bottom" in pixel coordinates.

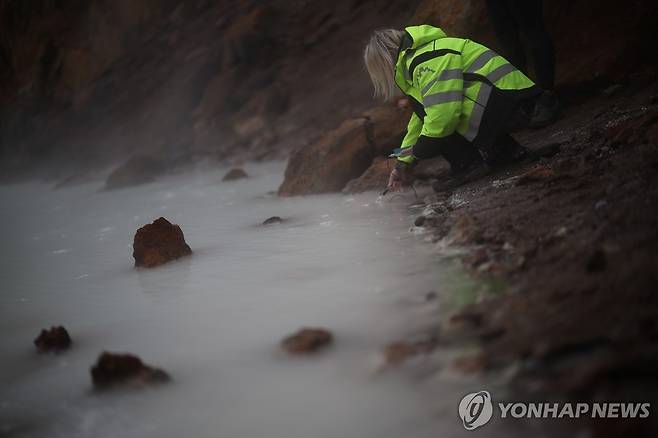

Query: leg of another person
[{"left": 486, "top": 0, "right": 527, "bottom": 72}]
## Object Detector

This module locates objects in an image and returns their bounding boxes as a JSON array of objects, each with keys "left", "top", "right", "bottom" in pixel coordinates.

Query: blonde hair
[{"left": 364, "top": 29, "right": 405, "bottom": 101}]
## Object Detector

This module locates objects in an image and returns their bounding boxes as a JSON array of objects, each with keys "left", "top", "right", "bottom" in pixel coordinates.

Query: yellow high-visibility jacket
[{"left": 394, "top": 25, "right": 540, "bottom": 163}]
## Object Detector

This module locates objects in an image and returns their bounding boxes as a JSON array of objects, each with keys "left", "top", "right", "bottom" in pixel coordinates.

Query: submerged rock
[
  {"left": 34, "top": 326, "right": 72, "bottom": 353},
  {"left": 262, "top": 216, "right": 283, "bottom": 225},
  {"left": 281, "top": 328, "right": 333, "bottom": 354},
  {"left": 133, "top": 217, "right": 192, "bottom": 268},
  {"left": 91, "top": 352, "right": 170, "bottom": 390},
  {"left": 222, "top": 168, "right": 248, "bottom": 181}
]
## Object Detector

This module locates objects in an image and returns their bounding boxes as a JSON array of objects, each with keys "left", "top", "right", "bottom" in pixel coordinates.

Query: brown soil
[{"left": 406, "top": 77, "right": 658, "bottom": 434}]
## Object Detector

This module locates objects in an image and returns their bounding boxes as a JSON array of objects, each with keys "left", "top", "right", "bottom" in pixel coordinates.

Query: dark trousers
[
  {"left": 413, "top": 97, "right": 535, "bottom": 170},
  {"left": 486, "top": 0, "right": 555, "bottom": 90}
]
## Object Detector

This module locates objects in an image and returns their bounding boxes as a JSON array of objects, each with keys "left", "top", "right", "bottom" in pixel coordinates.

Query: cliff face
[
  {"left": 412, "top": 0, "right": 658, "bottom": 91},
  {"left": 0, "top": 0, "right": 415, "bottom": 180},
  {"left": 2, "top": 0, "right": 657, "bottom": 182}
]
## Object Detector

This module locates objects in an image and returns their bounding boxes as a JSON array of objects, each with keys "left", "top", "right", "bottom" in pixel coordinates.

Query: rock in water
[
  {"left": 105, "top": 155, "right": 167, "bottom": 190},
  {"left": 133, "top": 217, "right": 192, "bottom": 268},
  {"left": 222, "top": 168, "right": 248, "bottom": 181},
  {"left": 34, "top": 326, "right": 72, "bottom": 353},
  {"left": 262, "top": 216, "right": 283, "bottom": 225},
  {"left": 281, "top": 328, "right": 333, "bottom": 354},
  {"left": 91, "top": 352, "right": 170, "bottom": 390}
]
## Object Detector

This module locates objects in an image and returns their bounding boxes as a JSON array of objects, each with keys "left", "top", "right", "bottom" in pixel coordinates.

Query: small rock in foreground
[
  {"left": 91, "top": 352, "right": 170, "bottom": 390},
  {"left": 281, "top": 328, "right": 333, "bottom": 354},
  {"left": 262, "top": 216, "right": 283, "bottom": 225},
  {"left": 34, "top": 326, "right": 72, "bottom": 353},
  {"left": 133, "top": 217, "right": 192, "bottom": 268},
  {"left": 222, "top": 168, "right": 248, "bottom": 181}
]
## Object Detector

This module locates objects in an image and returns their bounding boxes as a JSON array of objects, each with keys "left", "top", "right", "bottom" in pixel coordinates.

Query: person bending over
[{"left": 364, "top": 25, "right": 552, "bottom": 192}]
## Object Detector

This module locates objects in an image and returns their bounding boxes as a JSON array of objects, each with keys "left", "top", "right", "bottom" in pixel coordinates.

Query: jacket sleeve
[
  {"left": 396, "top": 112, "right": 423, "bottom": 164},
  {"left": 415, "top": 53, "right": 463, "bottom": 139}
]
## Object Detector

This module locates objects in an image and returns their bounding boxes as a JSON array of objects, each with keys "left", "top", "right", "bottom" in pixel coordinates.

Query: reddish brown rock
[
  {"left": 133, "top": 217, "right": 192, "bottom": 268},
  {"left": 278, "top": 117, "right": 374, "bottom": 196},
  {"left": 343, "top": 157, "right": 391, "bottom": 194},
  {"left": 279, "top": 104, "right": 411, "bottom": 196},
  {"left": 34, "top": 326, "right": 72, "bottom": 353},
  {"left": 222, "top": 168, "right": 248, "bottom": 181},
  {"left": 91, "top": 352, "right": 170, "bottom": 390},
  {"left": 281, "top": 328, "right": 333, "bottom": 354}
]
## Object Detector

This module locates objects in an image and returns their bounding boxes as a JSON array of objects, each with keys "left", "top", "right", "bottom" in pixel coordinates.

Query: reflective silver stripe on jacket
[
  {"left": 465, "top": 50, "right": 498, "bottom": 73},
  {"left": 420, "top": 69, "right": 463, "bottom": 95},
  {"left": 463, "top": 83, "right": 493, "bottom": 141},
  {"left": 486, "top": 63, "right": 517, "bottom": 83},
  {"left": 423, "top": 90, "right": 463, "bottom": 107}
]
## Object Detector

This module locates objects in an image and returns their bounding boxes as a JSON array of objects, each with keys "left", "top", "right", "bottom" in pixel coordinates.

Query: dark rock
[
  {"left": 262, "top": 216, "right": 283, "bottom": 225},
  {"left": 586, "top": 248, "right": 608, "bottom": 273},
  {"left": 133, "top": 217, "right": 192, "bottom": 268},
  {"left": 281, "top": 328, "right": 333, "bottom": 354},
  {"left": 91, "top": 352, "right": 170, "bottom": 390},
  {"left": 222, "top": 168, "right": 248, "bottom": 181},
  {"left": 34, "top": 326, "right": 72, "bottom": 353},
  {"left": 105, "top": 155, "right": 167, "bottom": 190},
  {"left": 414, "top": 215, "right": 427, "bottom": 227}
]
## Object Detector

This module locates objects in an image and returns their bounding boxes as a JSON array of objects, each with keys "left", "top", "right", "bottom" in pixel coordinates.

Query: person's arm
[
  {"left": 396, "top": 112, "right": 423, "bottom": 165},
  {"left": 412, "top": 53, "right": 464, "bottom": 158}
]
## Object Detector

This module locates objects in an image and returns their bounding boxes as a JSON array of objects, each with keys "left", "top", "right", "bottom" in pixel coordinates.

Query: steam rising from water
[{"left": 0, "top": 162, "right": 519, "bottom": 438}]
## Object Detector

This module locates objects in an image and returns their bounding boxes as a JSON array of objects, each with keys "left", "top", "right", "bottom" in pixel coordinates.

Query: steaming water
[{"left": 0, "top": 162, "right": 527, "bottom": 438}]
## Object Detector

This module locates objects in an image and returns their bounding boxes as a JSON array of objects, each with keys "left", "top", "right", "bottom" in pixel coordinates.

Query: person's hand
[
  {"left": 387, "top": 168, "right": 403, "bottom": 192},
  {"left": 386, "top": 161, "right": 415, "bottom": 192}
]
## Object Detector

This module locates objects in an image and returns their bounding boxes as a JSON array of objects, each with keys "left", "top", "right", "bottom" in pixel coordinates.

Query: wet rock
[
  {"left": 586, "top": 248, "right": 608, "bottom": 273},
  {"left": 91, "top": 352, "right": 170, "bottom": 390},
  {"left": 278, "top": 117, "right": 373, "bottom": 196},
  {"left": 281, "top": 328, "right": 333, "bottom": 354},
  {"left": 515, "top": 165, "right": 556, "bottom": 186},
  {"left": 105, "top": 155, "right": 168, "bottom": 190},
  {"left": 34, "top": 326, "right": 72, "bottom": 353},
  {"left": 343, "top": 157, "right": 390, "bottom": 194},
  {"left": 222, "top": 168, "right": 248, "bottom": 181},
  {"left": 262, "top": 216, "right": 283, "bottom": 225},
  {"left": 133, "top": 217, "right": 192, "bottom": 268},
  {"left": 361, "top": 105, "right": 410, "bottom": 156}
]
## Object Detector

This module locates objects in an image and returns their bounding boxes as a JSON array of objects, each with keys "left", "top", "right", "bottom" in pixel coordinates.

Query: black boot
[{"left": 529, "top": 90, "right": 560, "bottom": 128}]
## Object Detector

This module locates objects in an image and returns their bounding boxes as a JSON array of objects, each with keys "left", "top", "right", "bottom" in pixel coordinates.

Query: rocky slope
[{"left": 0, "top": 0, "right": 415, "bottom": 181}]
